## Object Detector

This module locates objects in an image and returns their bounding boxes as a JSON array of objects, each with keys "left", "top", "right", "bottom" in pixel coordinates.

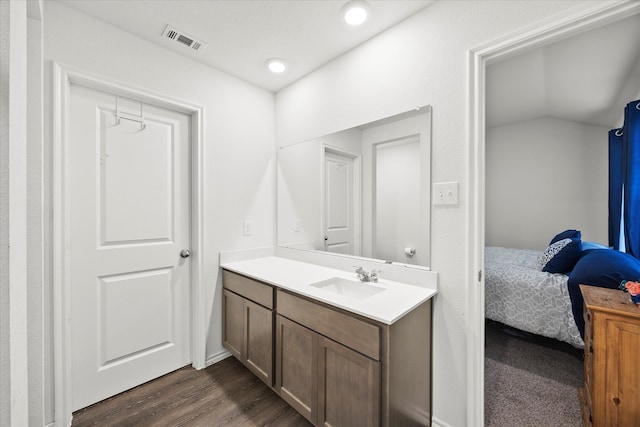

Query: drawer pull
[{"left": 613, "top": 397, "right": 621, "bottom": 406}]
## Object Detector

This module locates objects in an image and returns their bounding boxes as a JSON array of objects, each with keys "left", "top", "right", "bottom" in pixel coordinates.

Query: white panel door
[
  {"left": 375, "top": 138, "right": 421, "bottom": 263},
  {"left": 324, "top": 151, "right": 354, "bottom": 254},
  {"left": 69, "top": 84, "right": 191, "bottom": 411},
  {"left": 362, "top": 110, "right": 430, "bottom": 266}
]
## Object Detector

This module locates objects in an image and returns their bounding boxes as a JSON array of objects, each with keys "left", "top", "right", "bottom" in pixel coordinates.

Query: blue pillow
[
  {"left": 568, "top": 249, "right": 640, "bottom": 338},
  {"left": 540, "top": 238, "right": 582, "bottom": 273},
  {"left": 550, "top": 229, "right": 581, "bottom": 245},
  {"left": 581, "top": 241, "right": 609, "bottom": 251}
]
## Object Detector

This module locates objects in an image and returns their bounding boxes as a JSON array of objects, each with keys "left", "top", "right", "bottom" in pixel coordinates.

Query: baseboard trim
[
  {"left": 432, "top": 415, "right": 453, "bottom": 427},
  {"left": 205, "top": 349, "right": 231, "bottom": 367}
]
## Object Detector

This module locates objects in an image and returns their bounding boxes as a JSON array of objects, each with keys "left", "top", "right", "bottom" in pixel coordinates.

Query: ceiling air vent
[{"left": 162, "top": 25, "right": 207, "bottom": 52}]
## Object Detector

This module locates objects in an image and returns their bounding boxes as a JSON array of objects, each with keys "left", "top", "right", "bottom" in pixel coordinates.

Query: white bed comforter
[{"left": 485, "top": 246, "right": 584, "bottom": 348}]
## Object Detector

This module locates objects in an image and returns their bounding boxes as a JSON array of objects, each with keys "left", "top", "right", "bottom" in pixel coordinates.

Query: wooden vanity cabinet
[
  {"left": 222, "top": 270, "right": 433, "bottom": 427},
  {"left": 222, "top": 270, "right": 274, "bottom": 386},
  {"left": 579, "top": 285, "right": 640, "bottom": 427}
]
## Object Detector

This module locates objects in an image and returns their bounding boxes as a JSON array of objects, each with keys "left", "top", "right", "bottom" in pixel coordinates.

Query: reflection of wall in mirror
[{"left": 277, "top": 128, "right": 363, "bottom": 249}]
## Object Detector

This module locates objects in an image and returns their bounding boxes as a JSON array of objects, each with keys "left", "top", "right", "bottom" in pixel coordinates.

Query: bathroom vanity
[{"left": 220, "top": 253, "right": 437, "bottom": 427}]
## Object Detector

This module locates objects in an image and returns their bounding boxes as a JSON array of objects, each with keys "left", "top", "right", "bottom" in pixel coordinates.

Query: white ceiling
[
  {"left": 55, "top": 1, "right": 640, "bottom": 127},
  {"left": 487, "top": 13, "right": 640, "bottom": 129},
  {"left": 57, "top": 0, "right": 434, "bottom": 92}
]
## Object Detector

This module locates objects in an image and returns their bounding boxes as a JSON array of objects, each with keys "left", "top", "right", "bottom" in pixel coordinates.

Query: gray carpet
[{"left": 484, "top": 321, "right": 584, "bottom": 427}]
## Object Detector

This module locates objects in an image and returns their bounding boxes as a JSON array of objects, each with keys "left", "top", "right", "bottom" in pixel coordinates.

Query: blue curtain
[
  {"left": 609, "top": 128, "right": 623, "bottom": 249},
  {"left": 623, "top": 100, "right": 640, "bottom": 257},
  {"left": 610, "top": 99, "right": 640, "bottom": 257}
]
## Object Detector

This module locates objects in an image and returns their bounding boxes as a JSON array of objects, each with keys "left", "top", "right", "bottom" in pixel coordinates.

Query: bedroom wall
[
  {"left": 43, "top": 1, "right": 275, "bottom": 423},
  {"left": 274, "top": 1, "right": 598, "bottom": 426},
  {"left": 486, "top": 117, "right": 609, "bottom": 250}
]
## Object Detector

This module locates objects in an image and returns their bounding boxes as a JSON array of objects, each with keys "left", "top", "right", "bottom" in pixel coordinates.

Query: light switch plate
[
  {"left": 433, "top": 181, "right": 459, "bottom": 206},
  {"left": 243, "top": 220, "right": 253, "bottom": 236}
]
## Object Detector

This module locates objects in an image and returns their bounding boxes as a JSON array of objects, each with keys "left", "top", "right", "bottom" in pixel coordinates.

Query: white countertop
[{"left": 220, "top": 256, "right": 437, "bottom": 325}]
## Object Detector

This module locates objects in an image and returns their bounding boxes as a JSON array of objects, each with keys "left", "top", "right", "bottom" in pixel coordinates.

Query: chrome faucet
[{"left": 355, "top": 266, "right": 382, "bottom": 282}]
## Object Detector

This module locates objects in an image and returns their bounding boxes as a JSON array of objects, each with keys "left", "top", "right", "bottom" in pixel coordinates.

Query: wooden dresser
[{"left": 579, "top": 285, "right": 640, "bottom": 427}]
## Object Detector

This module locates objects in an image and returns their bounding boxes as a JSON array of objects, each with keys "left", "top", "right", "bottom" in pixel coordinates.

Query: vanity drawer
[
  {"left": 277, "top": 289, "right": 380, "bottom": 360},
  {"left": 223, "top": 270, "right": 274, "bottom": 309}
]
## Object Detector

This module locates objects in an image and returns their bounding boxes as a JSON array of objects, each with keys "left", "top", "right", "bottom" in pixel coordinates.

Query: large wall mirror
[{"left": 277, "top": 106, "right": 432, "bottom": 268}]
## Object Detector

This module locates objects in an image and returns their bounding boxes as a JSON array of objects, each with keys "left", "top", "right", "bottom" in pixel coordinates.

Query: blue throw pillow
[
  {"left": 540, "top": 238, "right": 582, "bottom": 274},
  {"left": 581, "top": 241, "right": 609, "bottom": 251},
  {"left": 568, "top": 249, "right": 640, "bottom": 338},
  {"left": 550, "top": 229, "right": 581, "bottom": 245}
]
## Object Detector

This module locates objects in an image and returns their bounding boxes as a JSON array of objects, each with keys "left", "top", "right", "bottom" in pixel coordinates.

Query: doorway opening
[{"left": 467, "top": 2, "right": 640, "bottom": 425}]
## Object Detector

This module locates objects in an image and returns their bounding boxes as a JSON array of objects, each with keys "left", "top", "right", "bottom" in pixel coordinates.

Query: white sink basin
[{"left": 311, "top": 277, "right": 386, "bottom": 299}]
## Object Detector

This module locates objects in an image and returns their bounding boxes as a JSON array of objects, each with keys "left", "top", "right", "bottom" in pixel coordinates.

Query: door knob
[{"left": 180, "top": 249, "right": 191, "bottom": 258}]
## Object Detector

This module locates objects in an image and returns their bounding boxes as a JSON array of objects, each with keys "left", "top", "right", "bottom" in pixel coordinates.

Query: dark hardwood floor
[{"left": 72, "top": 356, "right": 312, "bottom": 427}]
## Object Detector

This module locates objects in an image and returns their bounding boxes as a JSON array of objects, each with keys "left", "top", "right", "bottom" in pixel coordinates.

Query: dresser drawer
[
  {"left": 277, "top": 289, "right": 380, "bottom": 360},
  {"left": 223, "top": 270, "right": 274, "bottom": 309}
]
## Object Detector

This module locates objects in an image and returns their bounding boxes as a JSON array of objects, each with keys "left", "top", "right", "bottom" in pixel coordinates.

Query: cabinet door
[
  {"left": 318, "top": 336, "right": 381, "bottom": 427},
  {"left": 603, "top": 318, "right": 640, "bottom": 426},
  {"left": 276, "top": 315, "right": 318, "bottom": 424},
  {"left": 222, "top": 289, "right": 244, "bottom": 359},
  {"left": 245, "top": 299, "right": 274, "bottom": 385}
]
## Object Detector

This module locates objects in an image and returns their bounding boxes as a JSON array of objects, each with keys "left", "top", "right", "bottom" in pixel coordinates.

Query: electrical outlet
[
  {"left": 294, "top": 219, "right": 301, "bottom": 233},
  {"left": 433, "top": 181, "right": 459, "bottom": 206},
  {"left": 243, "top": 220, "right": 253, "bottom": 236}
]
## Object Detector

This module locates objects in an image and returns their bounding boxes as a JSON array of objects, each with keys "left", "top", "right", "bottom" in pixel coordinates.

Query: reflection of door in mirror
[
  {"left": 323, "top": 150, "right": 356, "bottom": 254},
  {"left": 374, "top": 137, "right": 421, "bottom": 264},
  {"left": 277, "top": 106, "right": 431, "bottom": 267},
  {"left": 361, "top": 112, "right": 430, "bottom": 266}
]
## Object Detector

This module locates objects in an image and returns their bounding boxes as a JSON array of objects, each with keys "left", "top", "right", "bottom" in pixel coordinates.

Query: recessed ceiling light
[
  {"left": 341, "top": 0, "right": 371, "bottom": 26},
  {"left": 266, "top": 58, "right": 287, "bottom": 73}
]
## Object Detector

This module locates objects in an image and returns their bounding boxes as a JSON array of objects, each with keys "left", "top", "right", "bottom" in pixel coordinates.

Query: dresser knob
[{"left": 613, "top": 397, "right": 621, "bottom": 406}]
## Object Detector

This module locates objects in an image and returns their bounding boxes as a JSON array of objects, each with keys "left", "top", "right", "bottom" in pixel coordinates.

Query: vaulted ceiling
[{"left": 486, "top": 13, "right": 640, "bottom": 129}]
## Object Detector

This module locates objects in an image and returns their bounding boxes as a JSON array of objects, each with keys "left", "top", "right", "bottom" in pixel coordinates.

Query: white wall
[
  {"left": 275, "top": 1, "right": 591, "bottom": 426},
  {"left": 277, "top": 137, "right": 323, "bottom": 247},
  {"left": 486, "top": 117, "right": 608, "bottom": 250},
  {"left": 43, "top": 1, "right": 275, "bottom": 422},
  {"left": 27, "top": 5, "right": 45, "bottom": 425},
  {"left": 1, "top": 0, "right": 45, "bottom": 425},
  {"left": 0, "top": 2, "right": 27, "bottom": 425}
]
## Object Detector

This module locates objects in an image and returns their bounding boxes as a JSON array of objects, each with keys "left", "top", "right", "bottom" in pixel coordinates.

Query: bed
[{"left": 485, "top": 246, "right": 584, "bottom": 349}]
